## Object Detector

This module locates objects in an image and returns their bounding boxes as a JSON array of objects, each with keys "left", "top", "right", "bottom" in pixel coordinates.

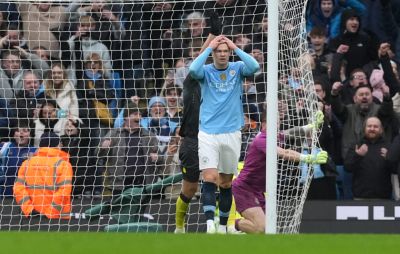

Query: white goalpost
[{"left": 0, "top": 0, "right": 318, "bottom": 233}]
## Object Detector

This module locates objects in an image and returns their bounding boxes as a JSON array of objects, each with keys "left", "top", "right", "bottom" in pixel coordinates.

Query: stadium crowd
[{"left": 0, "top": 0, "right": 400, "bottom": 224}]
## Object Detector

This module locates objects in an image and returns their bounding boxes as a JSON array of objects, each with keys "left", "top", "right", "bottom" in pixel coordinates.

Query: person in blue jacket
[
  {"left": 306, "top": 0, "right": 366, "bottom": 41},
  {"left": 0, "top": 120, "right": 36, "bottom": 197}
]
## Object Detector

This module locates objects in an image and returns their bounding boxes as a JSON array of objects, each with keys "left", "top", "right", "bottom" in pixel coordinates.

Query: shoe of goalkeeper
[
  {"left": 227, "top": 225, "right": 245, "bottom": 234},
  {"left": 174, "top": 227, "right": 185, "bottom": 234}
]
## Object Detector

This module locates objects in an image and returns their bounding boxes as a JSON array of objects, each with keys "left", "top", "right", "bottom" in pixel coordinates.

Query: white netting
[
  {"left": 274, "top": 0, "right": 320, "bottom": 233},
  {"left": 0, "top": 0, "right": 317, "bottom": 233}
]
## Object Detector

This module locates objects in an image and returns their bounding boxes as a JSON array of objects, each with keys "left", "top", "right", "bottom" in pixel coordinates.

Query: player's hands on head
[
  {"left": 209, "top": 35, "right": 225, "bottom": 49},
  {"left": 220, "top": 36, "right": 237, "bottom": 50}
]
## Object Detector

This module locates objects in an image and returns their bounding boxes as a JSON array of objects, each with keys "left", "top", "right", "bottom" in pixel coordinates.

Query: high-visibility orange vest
[{"left": 13, "top": 147, "right": 73, "bottom": 219}]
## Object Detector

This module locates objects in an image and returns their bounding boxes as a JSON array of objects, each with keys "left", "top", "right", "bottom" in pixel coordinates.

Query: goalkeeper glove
[
  {"left": 307, "top": 110, "right": 324, "bottom": 130},
  {"left": 206, "top": 10, "right": 222, "bottom": 36},
  {"left": 300, "top": 150, "right": 328, "bottom": 164}
]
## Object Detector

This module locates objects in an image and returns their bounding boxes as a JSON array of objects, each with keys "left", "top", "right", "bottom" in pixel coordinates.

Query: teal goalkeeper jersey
[{"left": 189, "top": 47, "right": 260, "bottom": 134}]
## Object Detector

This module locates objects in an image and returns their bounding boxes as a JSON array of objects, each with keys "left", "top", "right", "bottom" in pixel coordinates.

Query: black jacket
[{"left": 344, "top": 136, "right": 394, "bottom": 199}]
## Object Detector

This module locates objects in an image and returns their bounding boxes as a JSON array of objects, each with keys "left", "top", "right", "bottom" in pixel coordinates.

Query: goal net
[{"left": 0, "top": 0, "right": 318, "bottom": 233}]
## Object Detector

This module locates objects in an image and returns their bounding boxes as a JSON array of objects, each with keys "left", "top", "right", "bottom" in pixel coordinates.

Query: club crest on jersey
[
  {"left": 229, "top": 70, "right": 236, "bottom": 76},
  {"left": 220, "top": 73, "right": 226, "bottom": 81}
]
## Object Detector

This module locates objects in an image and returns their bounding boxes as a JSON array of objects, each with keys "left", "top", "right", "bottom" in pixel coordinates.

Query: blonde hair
[{"left": 45, "top": 62, "right": 68, "bottom": 98}]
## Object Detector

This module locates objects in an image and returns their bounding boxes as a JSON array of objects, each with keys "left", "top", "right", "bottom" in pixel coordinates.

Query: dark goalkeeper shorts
[{"left": 179, "top": 136, "right": 200, "bottom": 183}]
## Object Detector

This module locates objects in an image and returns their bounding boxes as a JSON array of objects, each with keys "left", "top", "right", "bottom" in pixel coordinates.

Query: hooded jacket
[
  {"left": 329, "top": 8, "right": 378, "bottom": 76},
  {"left": 13, "top": 147, "right": 73, "bottom": 219}
]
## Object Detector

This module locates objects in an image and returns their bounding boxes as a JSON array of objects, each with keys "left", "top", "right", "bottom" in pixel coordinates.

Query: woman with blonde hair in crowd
[{"left": 44, "top": 62, "right": 79, "bottom": 118}]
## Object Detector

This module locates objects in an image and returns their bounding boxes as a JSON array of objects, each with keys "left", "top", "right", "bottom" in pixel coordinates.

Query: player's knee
[
  {"left": 183, "top": 185, "right": 198, "bottom": 197},
  {"left": 219, "top": 182, "right": 232, "bottom": 189},
  {"left": 253, "top": 224, "right": 265, "bottom": 234},
  {"left": 202, "top": 171, "right": 218, "bottom": 183}
]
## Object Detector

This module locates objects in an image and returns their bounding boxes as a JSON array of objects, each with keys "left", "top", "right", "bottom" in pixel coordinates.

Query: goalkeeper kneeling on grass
[{"left": 232, "top": 107, "right": 328, "bottom": 233}]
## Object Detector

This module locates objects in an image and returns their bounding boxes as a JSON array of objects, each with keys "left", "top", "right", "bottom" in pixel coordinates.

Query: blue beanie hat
[{"left": 148, "top": 96, "right": 167, "bottom": 110}]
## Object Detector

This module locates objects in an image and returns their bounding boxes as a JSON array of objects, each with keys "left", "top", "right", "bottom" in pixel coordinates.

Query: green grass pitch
[{"left": 1, "top": 232, "right": 399, "bottom": 254}]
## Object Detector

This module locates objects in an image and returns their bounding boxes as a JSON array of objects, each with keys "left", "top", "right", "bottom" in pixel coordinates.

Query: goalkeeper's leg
[
  {"left": 232, "top": 183, "right": 265, "bottom": 233},
  {"left": 236, "top": 207, "right": 265, "bottom": 233}
]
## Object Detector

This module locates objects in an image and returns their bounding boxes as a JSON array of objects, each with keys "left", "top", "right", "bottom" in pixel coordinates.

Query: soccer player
[
  {"left": 189, "top": 35, "right": 260, "bottom": 233},
  {"left": 174, "top": 11, "right": 222, "bottom": 234},
  {"left": 232, "top": 111, "right": 328, "bottom": 233}
]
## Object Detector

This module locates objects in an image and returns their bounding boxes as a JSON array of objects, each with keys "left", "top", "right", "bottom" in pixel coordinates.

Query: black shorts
[{"left": 179, "top": 136, "right": 200, "bottom": 183}]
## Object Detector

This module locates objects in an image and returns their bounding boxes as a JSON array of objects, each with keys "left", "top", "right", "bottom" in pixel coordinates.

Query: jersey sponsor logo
[{"left": 210, "top": 81, "right": 235, "bottom": 93}]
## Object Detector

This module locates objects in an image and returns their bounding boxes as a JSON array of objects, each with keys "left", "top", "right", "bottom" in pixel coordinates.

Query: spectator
[
  {"left": 96, "top": 102, "right": 159, "bottom": 195},
  {"left": 77, "top": 53, "right": 115, "bottom": 132},
  {"left": 332, "top": 68, "right": 368, "bottom": 105},
  {"left": 166, "top": 10, "right": 208, "bottom": 70},
  {"left": 328, "top": 8, "right": 379, "bottom": 77},
  {"left": 331, "top": 83, "right": 398, "bottom": 160},
  {"left": 68, "top": 15, "right": 113, "bottom": 80},
  {"left": 17, "top": 2, "right": 79, "bottom": 60},
  {"left": 141, "top": 96, "right": 178, "bottom": 137},
  {"left": 0, "top": 48, "right": 49, "bottom": 102},
  {"left": 33, "top": 99, "right": 69, "bottom": 147},
  {"left": 308, "top": 26, "right": 331, "bottom": 76},
  {"left": 72, "top": 0, "right": 125, "bottom": 59},
  {"left": 8, "top": 71, "right": 45, "bottom": 133},
  {"left": 0, "top": 23, "right": 28, "bottom": 50},
  {"left": 13, "top": 132, "right": 73, "bottom": 219},
  {"left": 61, "top": 118, "right": 99, "bottom": 198},
  {"left": 0, "top": 121, "right": 36, "bottom": 197},
  {"left": 344, "top": 116, "right": 394, "bottom": 199},
  {"left": 162, "top": 84, "right": 183, "bottom": 124},
  {"left": 44, "top": 63, "right": 79, "bottom": 118},
  {"left": 141, "top": 96, "right": 179, "bottom": 178},
  {"left": 306, "top": 0, "right": 366, "bottom": 41},
  {"left": 31, "top": 46, "right": 50, "bottom": 62}
]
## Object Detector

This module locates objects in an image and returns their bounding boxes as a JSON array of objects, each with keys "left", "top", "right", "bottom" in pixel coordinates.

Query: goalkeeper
[{"left": 232, "top": 108, "right": 328, "bottom": 234}]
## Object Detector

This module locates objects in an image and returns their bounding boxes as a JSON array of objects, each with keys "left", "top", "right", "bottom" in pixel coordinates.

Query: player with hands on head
[
  {"left": 189, "top": 30, "right": 259, "bottom": 234},
  {"left": 174, "top": 11, "right": 223, "bottom": 234}
]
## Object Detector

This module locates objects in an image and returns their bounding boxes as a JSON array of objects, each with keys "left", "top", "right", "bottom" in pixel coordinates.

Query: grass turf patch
[{"left": 0, "top": 232, "right": 399, "bottom": 254}]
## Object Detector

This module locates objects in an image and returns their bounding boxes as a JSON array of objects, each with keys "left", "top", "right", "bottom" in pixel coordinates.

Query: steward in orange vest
[{"left": 13, "top": 132, "right": 73, "bottom": 219}]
